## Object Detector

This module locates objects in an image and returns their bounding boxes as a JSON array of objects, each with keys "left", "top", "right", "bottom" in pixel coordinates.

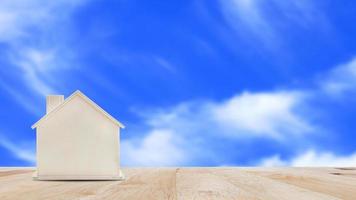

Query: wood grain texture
[{"left": 0, "top": 167, "right": 355, "bottom": 200}]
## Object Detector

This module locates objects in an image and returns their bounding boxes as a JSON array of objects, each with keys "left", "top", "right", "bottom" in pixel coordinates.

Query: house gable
[{"left": 31, "top": 90, "right": 125, "bottom": 129}]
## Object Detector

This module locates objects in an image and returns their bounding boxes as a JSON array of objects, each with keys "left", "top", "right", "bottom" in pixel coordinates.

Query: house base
[{"left": 32, "top": 170, "right": 125, "bottom": 181}]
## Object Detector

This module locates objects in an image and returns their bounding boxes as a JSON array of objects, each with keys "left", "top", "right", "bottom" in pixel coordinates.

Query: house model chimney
[{"left": 46, "top": 95, "right": 64, "bottom": 114}]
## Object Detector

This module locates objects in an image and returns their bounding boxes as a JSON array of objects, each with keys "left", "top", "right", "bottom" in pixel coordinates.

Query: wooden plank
[
  {"left": 244, "top": 167, "right": 356, "bottom": 200},
  {"left": 92, "top": 168, "right": 177, "bottom": 200},
  {"left": 176, "top": 168, "right": 341, "bottom": 200},
  {"left": 0, "top": 168, "right": 355, "bottom": 200}
]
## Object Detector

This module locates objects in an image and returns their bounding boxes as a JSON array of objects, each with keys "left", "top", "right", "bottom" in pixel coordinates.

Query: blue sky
[{"left": 1, "top": 0, "right": 356, "bottom": 167}]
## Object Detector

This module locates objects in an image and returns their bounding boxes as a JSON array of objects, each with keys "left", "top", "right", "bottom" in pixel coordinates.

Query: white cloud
[
  {"left": 260, "top": 150, "right": 356, "bottom": 167},
  {"left": 320, "top": 57, "right": 356, "bottom": 96},
  {"left": 211, "top": 91, "right": 312, "bottom": 138},
  {"left": 260, "top": 155, "right": 287, "bottom": 167},
  {"left": 0, "top": 134, "right": 36, "bottom": 165},
  {"left": 122, "top": 90, "right": 313, "bottom": 166},
  {"left": 143, "top": 90, "right": 312, "bottom": 139},
  {"left": 121, "top": 129, "right": 186, "bottom": 166}
]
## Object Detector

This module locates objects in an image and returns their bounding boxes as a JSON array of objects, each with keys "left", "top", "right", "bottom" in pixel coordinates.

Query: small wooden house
[{"left": 31, "top": 90, "right": 125, "bottom": 180}]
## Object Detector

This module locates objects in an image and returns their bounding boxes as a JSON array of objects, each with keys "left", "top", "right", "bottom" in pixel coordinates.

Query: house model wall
[{"left": 31, "top": 90, "right": 125, "bottom": 180}]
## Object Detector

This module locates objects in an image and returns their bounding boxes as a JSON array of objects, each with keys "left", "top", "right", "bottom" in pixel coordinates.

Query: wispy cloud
[
  {"left": 219, "top": 0, "right": 328, "bottom": 48},
  {"left": 0, "top": 0, "right": 88, "bottom": 112},
  {"left": 153, "top": 56, "right": 177, "bottom": 73},
  {"left": 0, "top": 80, "right": 40, "bottom": 115},
  {"left": 319, "top": 57, "right": 356, "bottom": 97},
  {"left": 0, "top": 134, "right": 35, "bottom": 165},
  {"left": 11, "top": 48, "right": 57, "bottom": 96},
  {"left": 220, "top": 0, "right": 276, "bottom": 44},
  {"left": 260, "top": 150, "right": 356, "bottom": 167},
  {"left": 0, "top": 0, "right": 87, "bottom": 42}
]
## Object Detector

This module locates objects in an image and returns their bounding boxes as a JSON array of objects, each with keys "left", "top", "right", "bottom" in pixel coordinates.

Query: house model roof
[{"left": 31, "top": 90, "right": 125, "bottom": 129}]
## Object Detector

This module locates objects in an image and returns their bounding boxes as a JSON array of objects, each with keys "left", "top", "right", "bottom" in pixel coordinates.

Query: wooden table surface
[{"left": 0, "top": 167, "right": 355, "bottom": 200}]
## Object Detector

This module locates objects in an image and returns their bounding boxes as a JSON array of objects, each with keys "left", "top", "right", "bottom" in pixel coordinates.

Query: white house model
[{"left": 31, "top": 90, "right": 125, "bottom": 180}]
